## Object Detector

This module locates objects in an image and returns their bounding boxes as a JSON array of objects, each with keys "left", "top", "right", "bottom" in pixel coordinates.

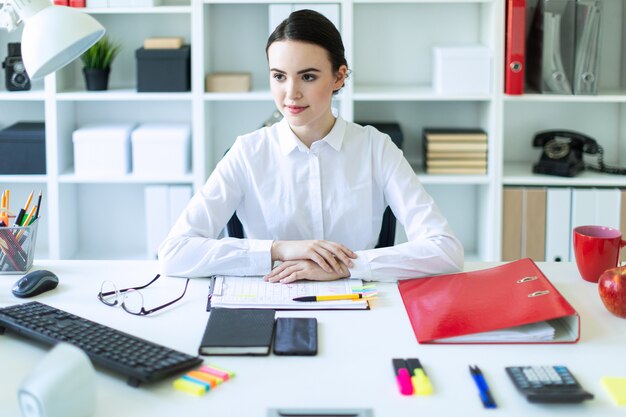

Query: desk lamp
[{"left": 0, "top": 0, "right": 105, "bottom": 80}]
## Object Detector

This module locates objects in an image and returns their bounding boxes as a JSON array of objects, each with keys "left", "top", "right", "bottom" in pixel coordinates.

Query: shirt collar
[{"left": 277, "top": 115, "right": 346, "bottom": 155}]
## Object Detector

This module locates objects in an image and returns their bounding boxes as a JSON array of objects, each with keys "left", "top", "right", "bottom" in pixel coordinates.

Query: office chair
[{"left": 226, "top": 207, "right": 396, "bottom": 248}]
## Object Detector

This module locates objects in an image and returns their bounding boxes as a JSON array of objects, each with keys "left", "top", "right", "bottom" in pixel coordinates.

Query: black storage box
[
  {"left": 136, "top": 45, "right": 191, "bottom": 92},
  {"left": 0, "top": 122, "right": 46, "bottom": 174}
]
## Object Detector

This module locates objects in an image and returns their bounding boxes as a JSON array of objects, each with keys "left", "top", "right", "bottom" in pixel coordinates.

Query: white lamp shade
[{"left": 21, "top": 6, "right": 105, "bottom": 80}]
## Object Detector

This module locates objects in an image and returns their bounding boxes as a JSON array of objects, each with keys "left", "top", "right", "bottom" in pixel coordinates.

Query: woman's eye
[
  {"left": 272, "top": 73, "right": 285, "bottom": 81},
  {"left": 302, "top": 74, "right": 317, "bottom": 82}
]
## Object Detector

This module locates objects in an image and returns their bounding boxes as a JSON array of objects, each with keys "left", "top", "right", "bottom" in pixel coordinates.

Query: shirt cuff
[
  {"left": 348, "top": 251, "right": 373, "bottom": 281},
  {"left": 247, "top": 239, "right": 274, "bottom": 274}
]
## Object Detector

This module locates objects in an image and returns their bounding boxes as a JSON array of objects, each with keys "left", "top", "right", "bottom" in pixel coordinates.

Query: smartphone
[{"left": 273, "top": 317, "right": 318, "bottom": 356}]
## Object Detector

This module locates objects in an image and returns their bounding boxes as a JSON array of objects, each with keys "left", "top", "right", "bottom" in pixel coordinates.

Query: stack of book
[{"left": 423, "top": 128, "right": 488, "bottom": 175}]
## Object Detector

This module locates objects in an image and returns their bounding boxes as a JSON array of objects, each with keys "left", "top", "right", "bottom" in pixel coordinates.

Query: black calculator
[{"left": 505, "top": 366, "right": 594, "bottom": 404}]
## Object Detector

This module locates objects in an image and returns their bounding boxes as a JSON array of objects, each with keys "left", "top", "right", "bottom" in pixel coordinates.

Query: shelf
[
  {"left": 353, "top": 84, "right": 491, "bottom": 101},
  {"left": 354, "top": 0, "right": 491, "bottom": 3},
  {"left": 416, "top": 174, "right": 491, "bottom": 185},
  {"left": 503, "top": 92, "right": 626, "bottom": 103},
  {"left": 0, "top": 91, "right": 46, "bottom": 101},
  {"left": 204, "top": 90, "right": 273, "bottom": 101},
  {"left": 204, "top": 0, "right": 338, "bottom": 3},
  {"left": 85, "top": 5, "right": 191, "bottom": 13},
  {"left": 0, "top": 175, "right": 48, "bottom": 183},
  {"left": 59, "top": 172, "right": 195, "bottom": 184},
  {"left": 56, "top": 89, "right": 193, "bottom": 101},
  {"left": 503, "top": 162, "right": 626, "bottom": 187}
]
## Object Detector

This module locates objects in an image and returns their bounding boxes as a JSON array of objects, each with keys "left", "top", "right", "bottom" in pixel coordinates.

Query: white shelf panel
[
  {"left": 503, "top": 162, "right": 626, "bottom": 187},
  {"left": 0, "top": 91, "right": 45, "bottom": 101},
  {"left": 416, "top": 174, "right": 492, "bottom": 185},
  {"left": 355, "top": 0, "right": 491, "bottom": 3},
  {"left": 0, "top": 175, "right": 48, "bottom": 183},
  {"left": 85, "top": 5, "right": 191, "bottom": 13},
  {"left": 204, "top": 90, "right": 273, "bottom": 101},
  {"left": 409, "top": 161, "right": 492, "bottom": 185},
  {"left": 204, "top": 0, "right": 337, "bottom": 3},
  {"left": 59, "top": 172, "right": 195, "bottom": 184},
  {"left": 56, "top": 89, "right": 193, "bottom": 101},
  {"left": 353, "top": 84, "right": 491, "bottom": 101},
  {"left": 504, "top": 92, "right": 626, "bottom": 104}
]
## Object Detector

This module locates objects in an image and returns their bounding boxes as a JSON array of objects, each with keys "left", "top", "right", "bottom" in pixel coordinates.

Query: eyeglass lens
[
  {"left": 99, "top": 281, "right": 119, "bottom": 306},
  {"left": 122, "top": 289, "right": 144, "bottom": 315}
]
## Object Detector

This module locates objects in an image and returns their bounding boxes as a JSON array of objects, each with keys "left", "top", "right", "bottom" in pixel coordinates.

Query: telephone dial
[{"left": 532, "top": 130, "right": 626, "bottom": 177}]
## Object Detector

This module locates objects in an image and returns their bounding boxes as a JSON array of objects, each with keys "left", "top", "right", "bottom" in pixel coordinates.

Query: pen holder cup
[{"left": 0, "top": 219, "right": 39, "bottom": 274}]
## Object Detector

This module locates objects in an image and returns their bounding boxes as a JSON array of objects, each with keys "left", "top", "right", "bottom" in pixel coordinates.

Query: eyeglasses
[{"left": 97, "top": 274, "right": 190, "bottom": 316}]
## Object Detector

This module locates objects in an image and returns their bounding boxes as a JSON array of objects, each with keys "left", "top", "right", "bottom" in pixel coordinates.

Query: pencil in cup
[{"left": 0, "top": 220, "right": 39, "bottom": 274}]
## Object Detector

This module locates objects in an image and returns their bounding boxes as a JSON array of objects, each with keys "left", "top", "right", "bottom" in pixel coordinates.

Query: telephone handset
[{"left": 532, "top": 130, "right": 626, "bottom": 177}]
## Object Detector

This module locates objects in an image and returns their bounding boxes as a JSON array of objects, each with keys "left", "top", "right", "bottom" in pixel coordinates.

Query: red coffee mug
[{"left": 573, "top": 225, "right": 626, "bottom": 283}]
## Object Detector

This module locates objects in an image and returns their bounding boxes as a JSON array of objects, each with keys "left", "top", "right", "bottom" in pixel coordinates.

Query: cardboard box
[
  {"left": 131, "top": 123, "right": 190, "bottom": 176},
  {"left": 72, "top": 124, "right": 135, "bottom": 176},
  {"left": 433, "top": 45, "right": 491, "bottom": 95},
  {"left": 0, "top": 122, "right": 46, "bottom": 175},
  {"left": 206, "top": 73, "right": 251, "bottom": 93},
  {"left": 143, "top": 37, "right": 184, "bottom": 49},
  {"left": 136, "top": 46, "right": 190, "bottom": 92}
]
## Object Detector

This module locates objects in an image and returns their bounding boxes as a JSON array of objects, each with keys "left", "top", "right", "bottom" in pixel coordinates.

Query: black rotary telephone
[{"left": 532, "top": 130, "right": 626, "bottom": 177}]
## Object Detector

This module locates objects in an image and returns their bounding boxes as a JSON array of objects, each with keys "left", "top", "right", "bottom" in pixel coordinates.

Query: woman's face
[{"left": 268, "top": 40, "right": 346, "bottom": 144}]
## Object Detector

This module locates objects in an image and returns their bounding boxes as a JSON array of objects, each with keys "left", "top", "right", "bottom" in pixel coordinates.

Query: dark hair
[{"left": 266, "top": 9, "right": 349, "bottom": 92}]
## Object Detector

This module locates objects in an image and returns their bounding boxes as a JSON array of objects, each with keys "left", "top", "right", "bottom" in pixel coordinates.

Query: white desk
[{"left": 0, "top": 261, "right": 625, "bottom": 417}]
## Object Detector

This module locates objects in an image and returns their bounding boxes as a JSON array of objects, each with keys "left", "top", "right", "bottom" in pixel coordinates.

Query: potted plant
[{"left": 81, "top": 36, "right": 121, "bottom": 91}]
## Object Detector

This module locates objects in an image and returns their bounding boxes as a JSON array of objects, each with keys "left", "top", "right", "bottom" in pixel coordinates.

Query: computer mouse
[{"left": 12, "top": 270, "right": 59, "bottom": 298}]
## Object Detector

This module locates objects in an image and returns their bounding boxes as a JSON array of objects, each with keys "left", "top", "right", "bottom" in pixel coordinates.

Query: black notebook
[{"left": 199, "top": 308, "right": 276, "bottom": 356}]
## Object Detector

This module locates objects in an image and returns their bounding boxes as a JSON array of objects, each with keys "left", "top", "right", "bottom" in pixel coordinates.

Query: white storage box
[
  {"left": 433, "top": 45, "right": 491, "bottom": 95},
  {"left": 131, "top": 123, "right": 191, "bottom": 176},
  {"left": 72, "top": 124, "right": 135, "bottom": 176}
]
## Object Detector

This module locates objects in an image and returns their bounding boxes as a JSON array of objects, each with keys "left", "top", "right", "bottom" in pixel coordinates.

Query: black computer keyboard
[{"left": 0, "top": 301, "right": 203, "bottom": 387}]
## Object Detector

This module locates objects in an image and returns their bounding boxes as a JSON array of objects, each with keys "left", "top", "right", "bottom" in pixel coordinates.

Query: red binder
[
  {"left": 398, "top": 258, "right": 580, "bottom": 344},
  {"left": 504, "top": 0, "right": 526, "bottom": 95}
]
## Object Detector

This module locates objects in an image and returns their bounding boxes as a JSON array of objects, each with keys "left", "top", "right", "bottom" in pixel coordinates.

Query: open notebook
[{"left": 208, "top": 276, "right": 370, "bottom": 310}]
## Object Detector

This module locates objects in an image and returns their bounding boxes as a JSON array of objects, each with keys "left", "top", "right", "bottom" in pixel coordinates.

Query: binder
[
  {"left": 145, "top": 185, "right": 170, "bottom": 259},
  {"left": 545, "top": 187, "right": 572, "bottom": 261},
  {"left": 524, "top": 188, "right": 546, "bottom": 261},
  {"left": 527, "top": 0, "right": 576, "bottom": 94},
  {"left": 505, "top": 0, "right": 526, "bottom": 94},
  {"left": 502, "top": 187, "right": 523, "bottom": 261},
  {"left": 398, "top": 258, "right": 580, "bottom": 344},
  {"left": 573, "top": 0, "right": 601, "bottom": 94},
  {"left": 569, "top": 188, "right": 621, "bottom": 260}
]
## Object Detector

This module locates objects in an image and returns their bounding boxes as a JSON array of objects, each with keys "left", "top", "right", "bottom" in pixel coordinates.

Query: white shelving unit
[{"left": 0, "top": 0, "right": 624, "bottom": 262}]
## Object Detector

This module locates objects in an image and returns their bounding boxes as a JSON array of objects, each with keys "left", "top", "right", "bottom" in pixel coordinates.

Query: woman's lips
[{"left": 285, "top": 105, "right": 307, "bottom": 115}]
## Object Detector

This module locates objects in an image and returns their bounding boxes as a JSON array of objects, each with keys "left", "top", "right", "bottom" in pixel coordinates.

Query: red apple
[{"left": 598, "top": 266, "right": 626, "bottom": 318}]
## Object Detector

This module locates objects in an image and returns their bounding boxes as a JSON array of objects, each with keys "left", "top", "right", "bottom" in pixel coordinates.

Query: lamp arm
[
  {"left": 0, "top": 1, "right": 20, "bottom": 32},
  {"left": 0, "top": 0, "right": 49, "bottom": 32}
]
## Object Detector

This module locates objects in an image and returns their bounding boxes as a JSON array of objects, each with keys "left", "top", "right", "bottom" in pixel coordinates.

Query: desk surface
[{"left": 0, "top": 261, "right": 625, "bottom": 417}]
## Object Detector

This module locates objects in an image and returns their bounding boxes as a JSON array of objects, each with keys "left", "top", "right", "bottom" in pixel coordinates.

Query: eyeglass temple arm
[
  {"left": 99, "top": 274, "right": 162, "bottom": 297},
  {"left": 140, "top": 278, "right": 190, "bottom": 315}
]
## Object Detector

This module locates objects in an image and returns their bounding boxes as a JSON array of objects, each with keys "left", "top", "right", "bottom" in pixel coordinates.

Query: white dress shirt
[{"left": 158, "top": 116, "right": 464, "bottom": 282}]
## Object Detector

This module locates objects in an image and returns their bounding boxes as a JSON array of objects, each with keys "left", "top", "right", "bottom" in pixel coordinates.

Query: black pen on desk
[{"left": 469, "top": 365, "right": 496, "bottom": 409}]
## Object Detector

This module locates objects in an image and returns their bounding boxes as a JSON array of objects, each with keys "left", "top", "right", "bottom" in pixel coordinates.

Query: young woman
[{"left": 158, "top": 10, "right": 463, "bottom": 283}]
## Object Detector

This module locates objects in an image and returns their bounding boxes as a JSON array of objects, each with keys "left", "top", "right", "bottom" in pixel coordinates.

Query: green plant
[{"left": 80, "top": 36, "right": 121, "bottom": 70}]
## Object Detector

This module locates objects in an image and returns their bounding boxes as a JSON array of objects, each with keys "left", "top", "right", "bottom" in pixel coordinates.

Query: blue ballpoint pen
[{"left": 469, "top": 365, "right": 497, "bottom": 409}]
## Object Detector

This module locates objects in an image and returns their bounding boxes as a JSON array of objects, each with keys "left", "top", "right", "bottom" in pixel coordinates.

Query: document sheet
[{"left": 210, "top": 276, "right": 369, "bottom": 310}]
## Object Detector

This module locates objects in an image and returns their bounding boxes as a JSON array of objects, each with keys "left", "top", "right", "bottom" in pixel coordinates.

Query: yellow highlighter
[{"left": 407, "top": 358, "right": 433, "bottom": 396}]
